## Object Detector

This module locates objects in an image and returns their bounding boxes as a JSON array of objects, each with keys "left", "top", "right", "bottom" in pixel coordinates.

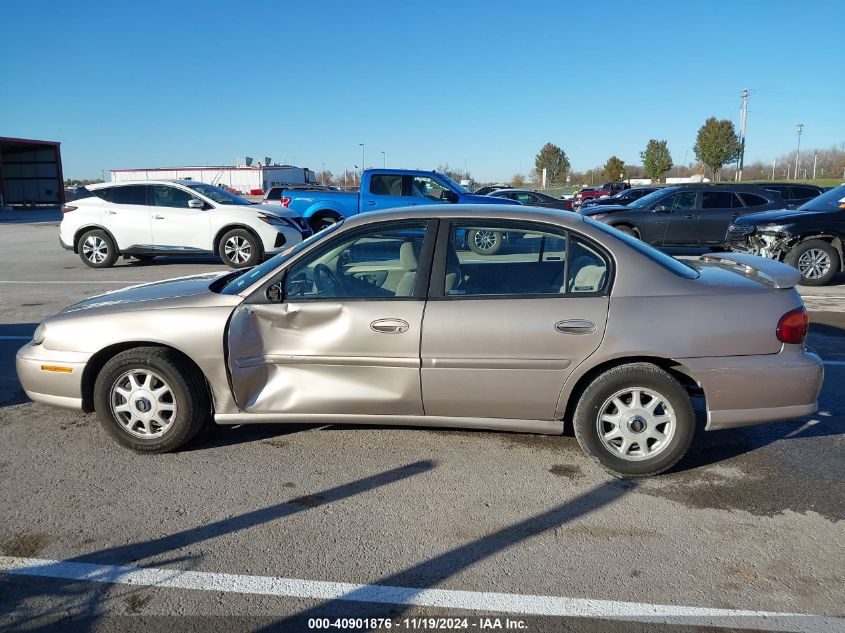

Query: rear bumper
[
  {"left": 16, "top": 343, "right": 88, "bottom": 411},
  {"left": 679, "top": 346, "right": 823, "bottom": 430}
]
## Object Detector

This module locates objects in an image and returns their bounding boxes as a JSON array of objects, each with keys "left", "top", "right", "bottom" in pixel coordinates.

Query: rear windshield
[
  {"left": 585, "top": 218, "right": 700, "bottom": 279},
  {"left": 797, "top": 184, "right": 845, "bottom": 212}
]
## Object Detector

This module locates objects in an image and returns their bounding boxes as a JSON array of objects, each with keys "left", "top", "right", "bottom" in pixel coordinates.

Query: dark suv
[
  {"left": 580, "top": 184, "right": 784, "bottom": 248},
  {"left": 761, "top": 183, "right": 825, "bottom": 209}
]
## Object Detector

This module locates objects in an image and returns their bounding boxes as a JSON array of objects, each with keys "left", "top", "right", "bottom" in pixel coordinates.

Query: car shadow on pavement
[
  {"left": 259, "top": 480, "right": 634, "bottom": 630},
  {"left": 0, "top": 324, "right": 39, "bottom": 409},
  {"left": 0, "top": 460, "right": 437, "bottom": 632}
]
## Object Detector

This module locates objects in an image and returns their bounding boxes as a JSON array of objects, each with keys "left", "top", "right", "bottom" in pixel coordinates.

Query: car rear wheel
[
  {"left": 218, "top": 228, "right": 262, "bottom": 268},
  {"left": 310, "top": 215, "right": 341, "bottom": 233},
  {"left": 573, "top": 363, "right": 695, "bottom": 477},
  {"left": 78, "top": 229, "right": 119, "bottom": 268},
  {"left": 786, "top": 240, "right": 839, "bottom": 286},
  {"left": 93, "top": 347, "right": 209, "bottom": 453},
  {"left": 467, "top": 229, "right": 503, "bottom": 256}
]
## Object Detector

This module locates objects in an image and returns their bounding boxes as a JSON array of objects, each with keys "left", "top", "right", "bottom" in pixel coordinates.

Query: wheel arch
[
  {"left": 212, "top": 224, "right": 264, "bottom": 255},
  {"left": 73, "top": 224, "right": 118, "bottom": 254},
  {"left": 557, "top": 355, "right": 704, "bottom": 429},
  {"left": 81, "top": 341, "right": 213, "bottom": 413},
  {"left": 608, "top": 220, "right": 640, "bottom": 237}
]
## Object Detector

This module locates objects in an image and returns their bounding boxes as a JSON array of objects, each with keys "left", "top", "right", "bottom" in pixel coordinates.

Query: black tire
[
  {"left": 613, "top": 224, "right": 638, "bottom": 238},
  {"left": 93, "top": 347, "right": 210, "bottom": 453},
  {"left": 573, "top": 363, "right": 695, "bottom": 477},
  {"left": 78, "top": 229, "right": 119, "bottom": 268},
  {"left": 309, "top": 214, "right": 341, "bottom": 233},
  {"left": 785, "top": 239, "right": 840, "bottom": 287},
  {"left": 218, "top": 228, "right": 262, "bottom": 269},
  {"left": 467, "top": 229, "right": 504, "bottom": 256}
]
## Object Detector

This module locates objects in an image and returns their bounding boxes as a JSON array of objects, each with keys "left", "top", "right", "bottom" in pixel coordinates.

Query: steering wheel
[{"left": 313, "top": 263, "right": 344, "bottom": 297}]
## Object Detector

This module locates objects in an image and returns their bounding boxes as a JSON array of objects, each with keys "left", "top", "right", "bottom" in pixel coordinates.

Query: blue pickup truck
[{"left": 276, "top": 169, "right": 520, "bottom": 233}]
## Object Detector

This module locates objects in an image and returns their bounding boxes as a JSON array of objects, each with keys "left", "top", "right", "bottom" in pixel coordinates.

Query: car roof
[
  {"left": 491, "top": 189, "right": 546, "bottom": 194},
  {"left": 343, "top": 204, "right": 584, "bottom": 228},
  {"left": 88, "top": 179, "right": 202, "bottom": 189}
]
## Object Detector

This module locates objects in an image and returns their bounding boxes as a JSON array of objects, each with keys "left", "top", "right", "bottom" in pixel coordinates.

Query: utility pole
[
  {"left": 794, "top": 123, "right": 803, "bottom": 179},
  {"left": 359, "top": 144, "right": 365, "bottom": 181},
  {"left": 381, "top": 151, "right": 386, "bottom": 168},
  {"left": 812, "top": 153, "right": 818, "bottom": 180},
  {"left": 771, "top": 159, "right": 776, "bottom": 180},
  {"left": 736, "top": 88, "right": 749, "bottom": 181}
]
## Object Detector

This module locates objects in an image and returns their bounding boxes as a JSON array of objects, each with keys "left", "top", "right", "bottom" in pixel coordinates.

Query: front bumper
[
  {"left": 16, "top": 342, "right": 90, "bottom": 410},
  {"left": 679, "top": 346, "right": 823, "bottom": 430}
]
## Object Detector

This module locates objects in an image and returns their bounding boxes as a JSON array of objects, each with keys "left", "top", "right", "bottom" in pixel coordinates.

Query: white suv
[{"left": 61, "top": 180, "right": 311, "bottom": 268}]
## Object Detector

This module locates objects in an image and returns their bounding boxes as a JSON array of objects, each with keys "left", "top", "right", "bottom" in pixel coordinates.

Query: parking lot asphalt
[{"left": 0, "top": 213, "right": 843, "bottom": 632}]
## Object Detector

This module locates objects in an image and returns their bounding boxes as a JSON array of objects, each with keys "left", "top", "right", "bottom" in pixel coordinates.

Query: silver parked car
[{"left": 17, "top": 206, "right": 823, "bottom": 476}]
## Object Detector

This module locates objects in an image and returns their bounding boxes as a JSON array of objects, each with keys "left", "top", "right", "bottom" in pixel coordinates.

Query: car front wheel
[
  {"left": 786, "top": 239, "right": 839, "bottom": 286},
  {"left": 218, "top": 228, "right": 262, "bottom": 268},
  {"left": 93, "top": 347, "right": 210, "bottom": 453},
  {"left": 573, "top": 363, "right": 695, "bottom": 477}
]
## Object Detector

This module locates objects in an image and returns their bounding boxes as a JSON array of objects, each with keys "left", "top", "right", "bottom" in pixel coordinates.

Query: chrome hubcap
[
  {"left": 596, "top": 388, "right": 676, "bottom": 461},
  {"left": 82, "top": 236, "right": 108, "bottom": 263},
  {"left": 473, "top": 230, "right": 497, "bottom": 251},
  {"left": 797, "top": 249, "right": 831, "bottom": 280},
  {"left": 110, "top": 369, "right": 177, "bottom": 439},
  {"left": 224, "top": 236, "right": 252, "bottom": 264}
]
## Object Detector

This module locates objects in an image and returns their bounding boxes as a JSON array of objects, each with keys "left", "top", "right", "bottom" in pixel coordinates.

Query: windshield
[
  {"left": 797, "top": 184, "right": 845, "bottom": 212},
  {"left": 438, "top": 173, "right": 469, "bottom": 194},
  {"left": 586, "top": 217, "right": 700, "bottom": 279},
  {"left": 218, "top": 222, "right": 343, "bottom": 294},
  {"left": 185, "top": 183, "right": 252, "bottom": 205},
  {"left": 628, "top": 188, "right": 675, "bottom": 209}
]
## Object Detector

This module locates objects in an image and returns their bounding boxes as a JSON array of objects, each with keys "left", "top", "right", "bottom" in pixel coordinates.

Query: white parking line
[{"left": 0, "top": 556, "right": 839, "bottom": 632}]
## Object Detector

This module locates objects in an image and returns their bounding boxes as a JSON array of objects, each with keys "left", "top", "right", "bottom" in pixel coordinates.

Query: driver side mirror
[
  {"left": 188, "top": 198, "right": 204, "bottom": 209},
  {"left": 441, "top": 189, "right": 458, "bottom": 203}
]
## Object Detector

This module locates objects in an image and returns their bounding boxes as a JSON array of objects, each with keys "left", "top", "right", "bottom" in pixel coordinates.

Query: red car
[{"left": 575, "top": 181, "right": 631, "bottom": 207}]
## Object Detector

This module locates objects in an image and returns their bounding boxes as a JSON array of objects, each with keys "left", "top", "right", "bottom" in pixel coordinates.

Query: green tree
[
  {"left": 511, "top": 173, "right": 526, "bottom": 187},
  {"left": 534, "top": 143, "right": 570, "bottom": 184},
  {"left": 640, "top": 139, "right": 673, "bottom": 182},
  {"left": 693, "top": 117, "right": 741, "bottom": 180},
  {"left": 602, "top": 156, "right": 625, "bottom": 183}
]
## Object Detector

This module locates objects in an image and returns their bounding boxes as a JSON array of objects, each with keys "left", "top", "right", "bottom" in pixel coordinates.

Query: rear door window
[
  {"left": 701, "top": 191, "right": 734, "bottom": 209},
  {"left": 739, "top": 193, "right": 769, "bottom": 207},
  {"left": 369, "top": 174, "right": 404, "bottom": 197},
  {"left": 111, "top": 185, "right": 148, "bottom": 206},
  {"left": 790, "top": 186, "right": 820, "bottom": 200}
]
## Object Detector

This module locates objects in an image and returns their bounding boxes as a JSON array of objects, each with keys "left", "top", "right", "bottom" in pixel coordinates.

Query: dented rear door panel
[{"left": 227, "top": 300, "right": 425, "bottom": 414}]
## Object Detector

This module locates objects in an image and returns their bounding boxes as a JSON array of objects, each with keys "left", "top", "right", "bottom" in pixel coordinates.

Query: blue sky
[{"left": 2, "top": 0, "right": 843, "bottom": 181}]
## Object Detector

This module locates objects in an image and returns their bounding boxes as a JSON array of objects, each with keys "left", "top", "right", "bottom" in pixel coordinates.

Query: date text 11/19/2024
[{"left": 307, "top": 617, "right": 528, "bottom": 630}]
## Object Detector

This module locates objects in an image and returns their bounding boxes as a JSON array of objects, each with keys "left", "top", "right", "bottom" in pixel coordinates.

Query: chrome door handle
[
  {"left": 104, "top": 210, "right": 116, "bottom": 215},
  {"left": 153, "top": 214, "right": 165, "bottom": 219},
  {"left": 684, "top": 214, "right": 696, "bottom": 220},
  {"left": 555, "top": 319, "right": 596, "bottom": 334},
  {"left": 371, "top": 319, "right": 409, "bottom": 334},
  {"left": 366, "top": 201, "right": 377, "bottom": 206}
]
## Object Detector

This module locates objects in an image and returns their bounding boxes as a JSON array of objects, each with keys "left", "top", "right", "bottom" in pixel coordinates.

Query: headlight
[
  {"left": 32, "top": 323, "right": 46, "bottom": 345},
  {"left": 258, "top": 214, "right": 290, "bottom": 227}
]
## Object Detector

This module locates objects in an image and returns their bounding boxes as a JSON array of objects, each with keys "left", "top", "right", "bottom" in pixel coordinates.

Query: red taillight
[
  {"left": 281, "top": 196, "right": 291, "bottom": 208},
  {"left": 61, "top": 205, "right": 77, "bottom": 213},
  {"left": 776, "top": 306, "right": 809, "bottom": 344}
]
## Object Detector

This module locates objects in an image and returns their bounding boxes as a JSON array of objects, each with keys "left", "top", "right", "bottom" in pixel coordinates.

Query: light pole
[
  {"left": 359, "top": 144, "right": 365, "bottom": 181},
  {"left": 794, "top": 123, "right": 803, "bottom": 179},
  {"left": 380, "top": 151, "right": 386, "bottom": 168}
]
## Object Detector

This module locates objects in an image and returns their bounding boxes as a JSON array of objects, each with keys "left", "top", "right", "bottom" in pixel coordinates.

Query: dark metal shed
[{"left": 0, "top": 137, "right": 64, "bottom": 206}]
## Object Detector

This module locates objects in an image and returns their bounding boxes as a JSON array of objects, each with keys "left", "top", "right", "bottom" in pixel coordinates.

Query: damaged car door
[{"left": 226, "top": 220, "right": 435, "bottom": 414}]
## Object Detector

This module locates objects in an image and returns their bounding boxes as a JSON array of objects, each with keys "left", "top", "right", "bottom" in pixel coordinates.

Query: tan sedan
[{"left": 16, "top": 206, "right": 823, "bottom": 476}]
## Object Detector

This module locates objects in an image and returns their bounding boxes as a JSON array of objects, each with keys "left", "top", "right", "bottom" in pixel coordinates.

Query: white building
[{"left": 111, "top": 161, "right": 316, "bottom": 195}]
